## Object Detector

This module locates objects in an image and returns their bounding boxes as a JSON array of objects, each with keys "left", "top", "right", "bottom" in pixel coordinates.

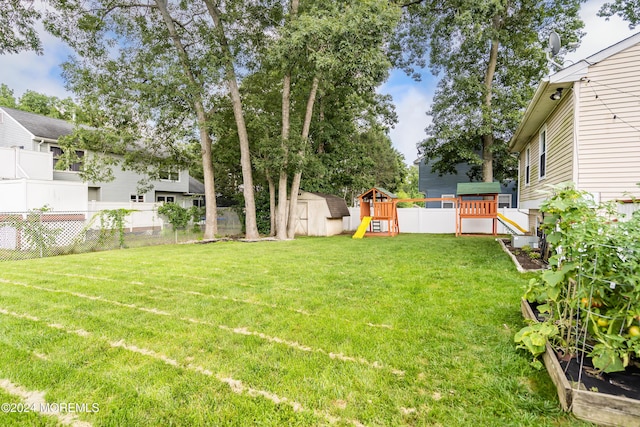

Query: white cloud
[
  {"left": 565, "top": 0, "right": 637, "bottom": 63},
  {"left": 0, "top": 20, "right": 72, "bottom": 99},
  {"left": 386, "top": 86, "right": 432, "bottom": 165}
]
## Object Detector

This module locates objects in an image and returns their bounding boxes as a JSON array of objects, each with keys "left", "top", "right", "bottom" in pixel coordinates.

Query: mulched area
[
  {"left": 559, "top": 351, "right": 640, "bottom": 400},
  {"left": 528, "top": 301, "right": 640, "bottom": 400},
  {"left": 501, "top": 238, "right": 547, "bottom": 270}
]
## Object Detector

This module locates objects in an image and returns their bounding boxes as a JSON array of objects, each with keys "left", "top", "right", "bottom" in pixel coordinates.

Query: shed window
[{"left": 539, "top": 128, "right": 547, "bottom": 179}]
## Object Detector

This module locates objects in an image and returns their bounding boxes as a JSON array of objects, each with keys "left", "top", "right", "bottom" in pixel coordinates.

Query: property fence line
[
  {"left": 343, "top": 207, "right": 530, "bottom": 235},
  {"left": 0, "top": 206, "right": 241, "bottom": 262}
]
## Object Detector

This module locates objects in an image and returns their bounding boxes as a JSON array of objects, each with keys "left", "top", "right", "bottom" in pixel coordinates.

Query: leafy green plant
[
  {"left": 9, "top": 206, "right": 62, "bottom": 257},
  {"left": 517, "top": 184, "right": 640, "bottom": 372},
  {"left": 514, "top": 322, "right": 559, "bottom": 369},
  {"left": 97, "top": 209, "right": 134, "bottom": 249},
  {"left": 157, "top": 203, "right": 190, "bottom": 230}
]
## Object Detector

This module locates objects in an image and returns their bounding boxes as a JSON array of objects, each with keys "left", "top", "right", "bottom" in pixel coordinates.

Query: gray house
[
  {"left": 0, "top": 106, "right": 199, "bottom": 211},
  {"left": 416, "top": 158, "right": 518, "bottom": 208}
]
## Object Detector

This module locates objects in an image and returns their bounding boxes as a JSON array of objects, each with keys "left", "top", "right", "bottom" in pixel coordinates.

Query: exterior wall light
[{"left": 550, "top": 88, "right": 563, "bottom": 101}]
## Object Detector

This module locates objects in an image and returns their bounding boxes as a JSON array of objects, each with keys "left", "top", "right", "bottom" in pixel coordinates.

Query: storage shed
[{"left": 293, "top": 191, "right": 350, "bottom": 236}]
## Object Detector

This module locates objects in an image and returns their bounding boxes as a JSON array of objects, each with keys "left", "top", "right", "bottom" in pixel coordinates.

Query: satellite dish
[{"left": 549, "top": 31, "right": 561, "bottom": 57}]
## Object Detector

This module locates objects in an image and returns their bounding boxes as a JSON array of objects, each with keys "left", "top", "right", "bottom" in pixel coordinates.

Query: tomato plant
[{"left": 516, "top": 184, "right": 640, "bottom": 373}]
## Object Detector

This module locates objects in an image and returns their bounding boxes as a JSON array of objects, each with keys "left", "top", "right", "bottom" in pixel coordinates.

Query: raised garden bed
[{"left": 521, "top": 299, "right": 640, "bottom": 427}]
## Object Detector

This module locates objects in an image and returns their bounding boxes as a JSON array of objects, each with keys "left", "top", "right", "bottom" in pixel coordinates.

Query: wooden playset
[{"left": 353, "top": 183, "right": 503, "bottom": 238}]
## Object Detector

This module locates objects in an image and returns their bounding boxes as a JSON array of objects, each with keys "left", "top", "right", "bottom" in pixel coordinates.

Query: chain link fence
[{"left": 0, "top": 207, "right": 241, "bottom": 262}]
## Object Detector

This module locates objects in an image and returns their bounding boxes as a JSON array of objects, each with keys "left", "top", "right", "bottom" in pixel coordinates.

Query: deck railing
[{"left": 458, "top": 200, "right": 497, "bottom": 217}]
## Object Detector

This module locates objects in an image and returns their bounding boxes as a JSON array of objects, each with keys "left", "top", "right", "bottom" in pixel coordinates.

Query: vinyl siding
[
  {"left": 577, "top": 42, "right": 640, "bottom": 201},
  {"left": 519, "top": 91, "right": 574, "bottom": 203},
  {"left": 0, "top": 110, "right": 36, "bottom": 150},
  {"left": 54, "top": 154, "right": 189, "bottom": 202}
]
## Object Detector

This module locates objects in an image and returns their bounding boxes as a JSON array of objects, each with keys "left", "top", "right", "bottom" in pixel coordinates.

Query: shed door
[{"left": 294, "top": 202, "right": 308, "bottom": 236}]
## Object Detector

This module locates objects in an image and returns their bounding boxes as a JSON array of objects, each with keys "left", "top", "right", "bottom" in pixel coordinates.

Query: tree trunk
[
  {"left": 286, "top": 76, "right": 319, "bottom": 239},
  {"left": 154, "top": 0, "right": 217, "bottom": 237},
  {"left": 267, "top": 173, "right": 276, "bottom": 236},
  {"left": 276, "top": 72, "right": 292, "bottom": 240},
  {"left": 481, "top": 33, "right": 500, "bottom": 183},
  {"left": 204, "top": 0, "right": 259, "bottom": 239},
  {"left": 276, "top": 0, "right": 299, "bottom": 240}
]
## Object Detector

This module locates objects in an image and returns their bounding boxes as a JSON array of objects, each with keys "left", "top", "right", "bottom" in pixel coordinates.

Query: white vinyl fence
[{"left": 343, "top": 207, "right": 530, "bottom": 235}]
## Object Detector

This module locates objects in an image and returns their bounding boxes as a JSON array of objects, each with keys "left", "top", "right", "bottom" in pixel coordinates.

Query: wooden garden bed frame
[{"left": 521, "top": 299, "right": 640, "bottom": 426}]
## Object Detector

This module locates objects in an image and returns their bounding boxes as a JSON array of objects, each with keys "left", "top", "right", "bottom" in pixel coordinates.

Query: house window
[
  {"left": 441, "top": 194, "right": 455, "bottom": 208},
  {"left": 51, "top": 146, "right": 84, "bottom": 172},
  {"left": 130, "top": 194, "right": 144, "bottom": 203},
  {"left": 525, "top": 148, "right": 530, "bottom": 186},
  {"left": 159, "top": 167, "right": 180, "bottom": 181},
  {"left": 193, "top": 199, "right": 205, "bottom": 208},
  {"left": 498, "top": 194, "right": 512, "bottom": 208},
  {"left": 539, "top": 128, "right": 547, "bottom": 179},
  {"left": 157, "top": 196, "right": 175, "bottom": 203}
]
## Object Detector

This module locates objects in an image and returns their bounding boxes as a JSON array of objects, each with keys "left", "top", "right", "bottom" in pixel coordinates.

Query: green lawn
[{"left": 0, "top": 234, "right": 591, "bottom": 426}]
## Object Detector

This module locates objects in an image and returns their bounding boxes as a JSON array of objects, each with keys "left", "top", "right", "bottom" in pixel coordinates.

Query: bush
[{"left": 516, "top": 184, "right": 640, "bottom": 372}]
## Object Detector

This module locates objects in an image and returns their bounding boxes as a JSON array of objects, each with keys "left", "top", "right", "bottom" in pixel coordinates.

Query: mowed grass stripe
[
  {"left": 0, "top": 235, "right": 588, "bottom": 426},
  {"left": 0, "top": 308, "right": 364, "bottom": 425},
  {"left": 0, "top": 278, "right": 407, "bottom": 376},
  {"left": 0, "top": 269, "right": 423, "bottom": 370},
  {"left": 0, "top": 289, "right": 416, "bottom": 424},
  {"left": 41, "top": 271, "right": 397, "bottom": 331},
  {"left": 0, "top": 315, "right": 321, "bottom": 426}
]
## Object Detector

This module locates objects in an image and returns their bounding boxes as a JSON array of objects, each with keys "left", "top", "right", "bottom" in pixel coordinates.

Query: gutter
[{"left": 509, "top": 79, "right": 549, "bottom": 153}]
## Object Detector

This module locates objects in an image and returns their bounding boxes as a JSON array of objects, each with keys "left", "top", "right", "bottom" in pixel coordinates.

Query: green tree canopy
[
  {"left": 395, "top": 0, "right": 585, "bottom": 183},
  {"left": 0, "top": 0, "right": 42, "bottom": 54},
  {"left": 0, "top": 84, "right": 17, "bottom": 108},
  {"left": 599, "top": 1, "right": 640, "bottom": 28}
]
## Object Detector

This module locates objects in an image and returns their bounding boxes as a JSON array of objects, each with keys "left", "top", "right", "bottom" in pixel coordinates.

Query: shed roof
[
  {"left": 306, "top": 192, "right": 350, "bottom": 218},
  {"left": 456, "top": 182, "right": 501, "bottom": 196},
  {"left": 1, "top": 106, "right": 74, "bottom": 141}
]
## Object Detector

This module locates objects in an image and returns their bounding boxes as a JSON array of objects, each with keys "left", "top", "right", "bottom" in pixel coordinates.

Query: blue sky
[{"left": 0, "top": 0, "right": 636, "bottom": 165}]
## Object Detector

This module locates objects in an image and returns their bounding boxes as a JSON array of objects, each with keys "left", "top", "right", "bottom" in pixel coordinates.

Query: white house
[
  {"left": 509, "top": 32, "right": 640, "bottom": 230},
  {"left": 0, "top": 106, "right": 202, "bottom": 212}
]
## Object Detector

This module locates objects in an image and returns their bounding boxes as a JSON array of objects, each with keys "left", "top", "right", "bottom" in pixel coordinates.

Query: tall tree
[
  {"left": 271, "top": 0, "right": 401, "bottom": 238},
  {"left": 0, "top": 0, "right": 42, "bottom": 54},
  {"left": 45, "top": 0, "right": 277, "bottom": 239},
  {"left": 396, "top": 0, "right": 584, "bottom": 182}
]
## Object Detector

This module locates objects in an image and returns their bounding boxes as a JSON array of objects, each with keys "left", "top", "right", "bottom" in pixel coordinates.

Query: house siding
[
  {"left": 519, "top": 91, "right": 574, "bottom": 204},
  {"left": 52, "top": 153, "right": 190, "bottom": 203},
  {"left": 0, "top": 110, "right": 35, "bottom": 150},
  {"left": 577, "top": 42, "right": 640, "bottom": 201}
]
